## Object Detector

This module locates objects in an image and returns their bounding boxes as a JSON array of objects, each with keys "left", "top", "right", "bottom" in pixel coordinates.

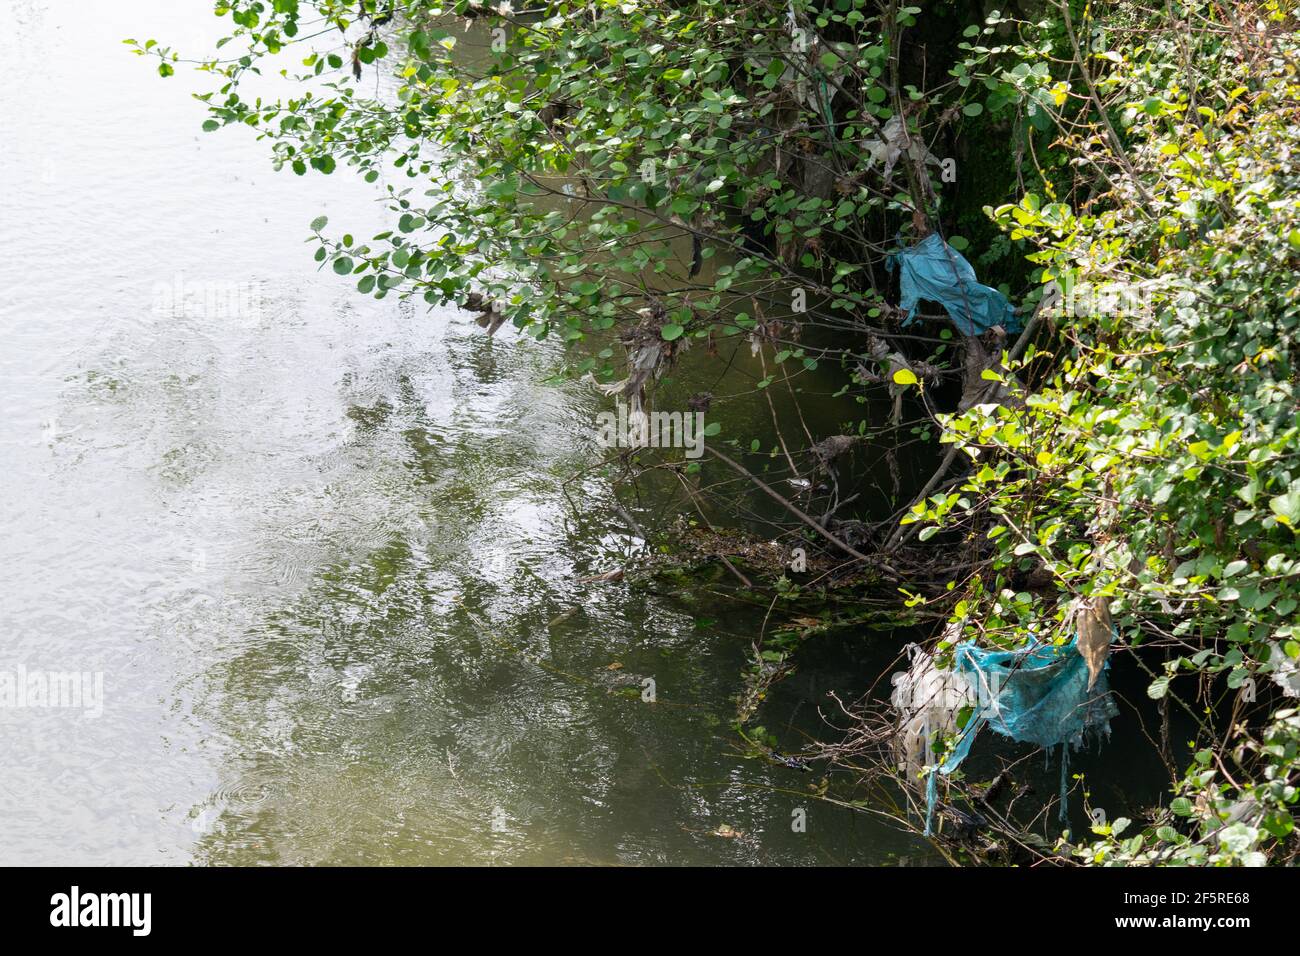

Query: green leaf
[
  {"left": 310, "top": 216, "right": 328, "bottom": 232},
  {"left": 892, "top": 368, "right": 918, "bottom": 386},
  {"left": 660, "top": 323, "right": 684, "bottom": 341},
  {"left": 1270, "top": 481, "right": 1300, "bottom": 527}
]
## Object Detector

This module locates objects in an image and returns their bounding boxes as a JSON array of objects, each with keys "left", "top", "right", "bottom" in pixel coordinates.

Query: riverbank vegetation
[{"left": 135, "top": 0, "right": 1300, "bottom": 865}]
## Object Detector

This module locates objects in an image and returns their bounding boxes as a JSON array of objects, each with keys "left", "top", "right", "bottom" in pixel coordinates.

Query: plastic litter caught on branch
[
  {"left": 891, "top": 641, "right": 976, "bottom": 776},
  {"left": 887, "top": 233, "right": 1023, "bottom": 338},
  {"left": 893, "top": 626, "right": 1119, "bottom": 836}
]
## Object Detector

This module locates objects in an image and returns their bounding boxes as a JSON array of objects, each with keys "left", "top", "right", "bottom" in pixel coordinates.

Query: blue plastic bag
[
  {"left": 888, "top": 233, "right": 1022, "bottom": 337},
  {"left": 923, "top": 637, "right": 1117, "bottom": 835}
]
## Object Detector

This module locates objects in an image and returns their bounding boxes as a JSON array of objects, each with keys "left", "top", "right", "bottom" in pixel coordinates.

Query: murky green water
[{"left": 0, "top": 0, "right": 951, "bottom": 865}]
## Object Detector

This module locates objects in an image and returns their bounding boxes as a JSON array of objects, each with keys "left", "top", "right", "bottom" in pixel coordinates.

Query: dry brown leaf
[{"left": 1076, "top": 596, "right": 1113, "bottom": 691}]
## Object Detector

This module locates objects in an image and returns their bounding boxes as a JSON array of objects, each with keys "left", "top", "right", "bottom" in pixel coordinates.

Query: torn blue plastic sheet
[
  {"left": 888, "top": 233, "right": 1022, "bottom": 337},
  {"left": 923, "top": 636, "right": 1117, "bottom": 835}
]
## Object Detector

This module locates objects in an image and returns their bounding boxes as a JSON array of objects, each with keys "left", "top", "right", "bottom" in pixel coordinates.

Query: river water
[{"left": 0, "top": 0, "right": 950, "bottom": 865}]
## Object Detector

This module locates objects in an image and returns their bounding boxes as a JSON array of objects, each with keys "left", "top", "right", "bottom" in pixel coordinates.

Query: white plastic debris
[{"left": 890, "top": 641, "right": 975, "bottom": 774}]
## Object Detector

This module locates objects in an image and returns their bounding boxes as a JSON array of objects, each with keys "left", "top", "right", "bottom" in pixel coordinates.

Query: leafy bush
[{"left": 923, "top": 0, "right": 1300, "bottom": 864}]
